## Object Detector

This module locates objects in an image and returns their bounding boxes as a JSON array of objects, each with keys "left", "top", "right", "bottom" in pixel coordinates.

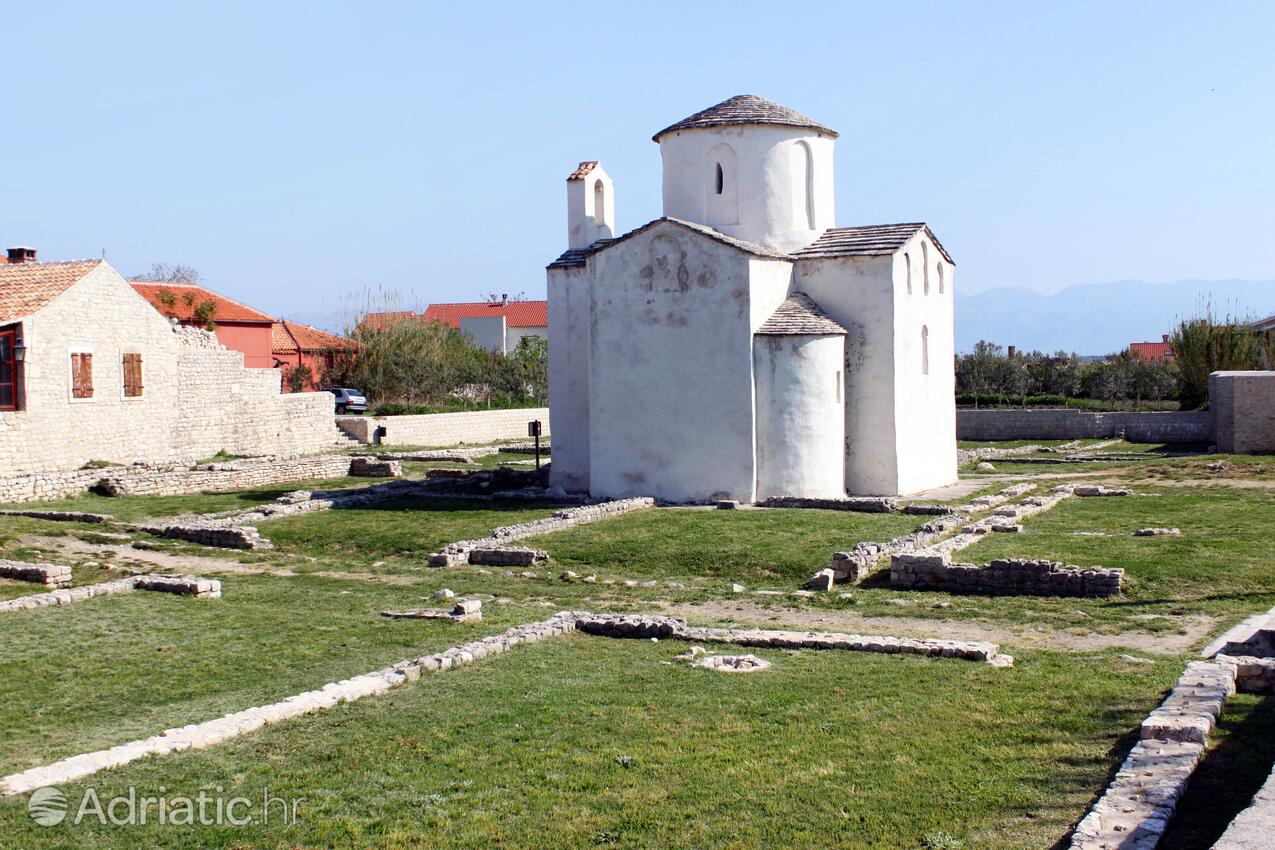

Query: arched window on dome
[
  {"left": 921, "top": 325, "right": 930, "bottom": 375},
  {"left": 793, "top": 140, "right": 816, "bottom": 230},
  {"left": 922, "top": 242, "right": 931, "bottom": 295},
  {"left": 706, "top": 143, "right": 739, "bottom": 226}
]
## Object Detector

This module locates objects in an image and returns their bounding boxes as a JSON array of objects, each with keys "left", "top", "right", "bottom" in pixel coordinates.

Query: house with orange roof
[
  {"left": 131, "top": 282, "right": 277, "bottom": 368},
  {"left": 0, "top": 248, "right": 335, "bottom": 476},
  {"left": 271, "top": 319, "right": 355, "bottom": 391},
  {"left": 1128, "top": 335, "right": 1174, "bottom": 361},
  {"left": 362, "top": 296, "right": 547, "bottom": 354}
]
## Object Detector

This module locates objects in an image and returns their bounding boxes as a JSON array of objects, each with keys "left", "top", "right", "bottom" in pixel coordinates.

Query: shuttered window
[
  {"left": 71, "top": 352, "right": 94, "bottom": 399},
  {"left": 0, "top": 328, "right": 17, "bottom": 411},
  {"left": 122, "top": 353, "right": 143, "bottom": 397}
]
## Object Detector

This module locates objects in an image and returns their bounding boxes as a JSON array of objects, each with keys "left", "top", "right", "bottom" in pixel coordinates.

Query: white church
[{"left": 546, "top": 95, "right": 957, "bottom": 502}]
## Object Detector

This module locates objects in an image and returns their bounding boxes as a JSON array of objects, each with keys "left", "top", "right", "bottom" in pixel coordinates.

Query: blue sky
[{"left": 2, "top": 1, "right": 1272, "bottom": 322}]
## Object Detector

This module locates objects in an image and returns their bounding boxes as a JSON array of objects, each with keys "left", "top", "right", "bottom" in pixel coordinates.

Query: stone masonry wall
[
  {"left": 1210, "top": 371, "right": 1275, "bottom": 454},
  {"left": 337, "top": 407, "right": 550, "bottom": 447},
  {"left": 956, "top": 409, "right": 1211, "bottom": 443},
  {"left": 891, "top": 553, "right": 1123, "bottom": 597},
  {"left": 0, "top": 263, "right": 337, "bottom": 476}
]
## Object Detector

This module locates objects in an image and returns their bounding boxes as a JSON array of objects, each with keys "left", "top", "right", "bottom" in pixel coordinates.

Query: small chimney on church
[{"left": 6, "top": 246, "right": 36, "bottom": 264}]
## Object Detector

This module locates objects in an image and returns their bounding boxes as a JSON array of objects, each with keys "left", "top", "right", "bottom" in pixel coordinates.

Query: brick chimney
[
  {"left": 6, "top": 246, "right": 36, "bottom": 264},
  {"left": 1162, "top": 334, "right": 1170, "bottom": 344}
]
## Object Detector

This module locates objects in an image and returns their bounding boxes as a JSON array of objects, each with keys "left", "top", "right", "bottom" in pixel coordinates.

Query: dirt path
[{"left": 656, "top": 599, "right": 1221, "bottom": 655}]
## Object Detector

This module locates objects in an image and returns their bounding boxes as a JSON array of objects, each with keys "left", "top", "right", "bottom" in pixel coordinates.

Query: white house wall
[
  {"left": 586, "top": 222, "right": 758, "bottom": 502},
  {"left": 547, "top": 265, "right": 591, "bottom": 491},
  {"left": 753, "top": 333, "right": 846, "bottom": 499}
]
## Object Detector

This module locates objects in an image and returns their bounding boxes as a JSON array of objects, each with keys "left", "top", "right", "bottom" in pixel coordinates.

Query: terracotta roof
[
  {"left": 272, "top": 319, "right": 354, "bottom": 354},
  {"left": 791, "top": 223, "right": 954, "bottom": 265},
  {"left": 130, "top": 282, "right": 276, "bottom": 324},
  {"left": 357, "top": 311, "right": 421, "bottom": 332},
  {"left": 423, "top": 300, "right": 548, "bottom": 328},
  {"left": 0, "top": 259, "right": 102, "bottom": 323},
  {"left": 653, "top": 94, "right": 838, "bottom": 142},
  {"left": 1128, "top": 340, "right": 1174, "bottom": 361},
  {"left": 567, "top": 161, "right": 598, "bottom": 181},
  {"left": 548, "top": 217, "right": 787, "bottom": 270},
  {"left": 757, "top": 293, "right": 846, "bottom": 336}
]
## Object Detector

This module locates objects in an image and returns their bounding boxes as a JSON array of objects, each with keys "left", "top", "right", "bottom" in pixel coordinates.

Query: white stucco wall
[
  {"left": 506, "top": 325, "right": 546, "bottom": 350},
  {"left": 753, "top": 333, "right": 846, "bottom": 499},
  {"left": 567, "top": 164, "right": 615, "bottom": 250},
  {"left": 659, "top": 126, "right": 835, "bottom": 254},
  {"left": 794, "top": 255, "right": 900, "bottom": 494},
  {"left": 460, "top": 315, "right": 507, "bottom": 353},
  {"left": 547, "top": 265, "right": 591, "bottom": 491},
  {"left": 891, "top": 232, "right": 959, "bottom": 493},
  {"left": 586, "top": 221, "right": 760, "bottom": 502}
]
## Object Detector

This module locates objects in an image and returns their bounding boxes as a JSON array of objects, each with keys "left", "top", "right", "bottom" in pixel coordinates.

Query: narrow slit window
[
  {"left": 715, "top": 162, "right": 724, "bottom": 195},
  {"left": 922, "top": 242, "right": 931, "bottom": 295},
  {"left": 593, "top": 179, "right": 607, "bottom": 228},
  {"left": 938, "top": 263, "right": 945, "bottom": 294},
  {"left": 835, "top": 370, "right": 842, "bottom": 402},
  {"left": 921, "top": 326, "right": 930, "bottom": 375},
  {"left": 904, "top": 253, "right": 912, "bottom": 295}
]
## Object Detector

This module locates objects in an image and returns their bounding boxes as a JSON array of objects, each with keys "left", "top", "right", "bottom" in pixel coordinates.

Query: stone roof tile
[
  {"left": 791, "top": 223, "right": 954, "bottom": 265},
  {"left": 547, "top": 217, "right": 785, "bottom": 270},
  {"left": 756, "top": 293, "right": 846, "bottom": 336},
  {"left": 653, "top": 94, "right": 837, "bottom": 142}
]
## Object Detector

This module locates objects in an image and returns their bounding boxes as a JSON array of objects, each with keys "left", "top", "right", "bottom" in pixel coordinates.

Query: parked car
[{"left": 326, "top": 387, "right": 367, "bottom": 415}]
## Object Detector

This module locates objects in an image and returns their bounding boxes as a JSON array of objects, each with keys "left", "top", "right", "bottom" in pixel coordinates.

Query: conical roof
[{"left": 653, "top": 94, "right": 838, "bottom": 142}]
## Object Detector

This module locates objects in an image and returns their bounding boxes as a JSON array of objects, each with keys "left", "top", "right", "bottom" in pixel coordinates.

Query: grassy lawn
[
  {"left": 257, "top": 497, "right": 563, "bottom": 565},
  {"left": 0, "top": 634, "right": 1183, "bottom": 850},
  {"left": 0, "top": 572, "right": 550, "bottom": 776},
  {"left": 527, "top": 506, "right": 921, "bottom": 584}
]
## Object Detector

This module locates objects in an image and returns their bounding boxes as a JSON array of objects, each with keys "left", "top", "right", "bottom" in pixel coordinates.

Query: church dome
[{"left": 652, "top": 94, "right": 838, "bottom": 142}]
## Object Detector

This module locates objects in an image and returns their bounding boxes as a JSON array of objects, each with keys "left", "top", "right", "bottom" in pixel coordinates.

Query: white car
[{"left": 326, "top": 387, "right": 367, "bottom": 415}]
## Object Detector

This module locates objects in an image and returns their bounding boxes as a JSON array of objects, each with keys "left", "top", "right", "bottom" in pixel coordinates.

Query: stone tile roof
[
  {"left": 547, "top": 217, "right": 786, "bottom": 270},
  {"left": 756, "top": 293, "right": 846, "bottom": 336},
  {"left": 423, "top": 300, "right": 548, "bottom": 328},
  {"left": 653, "top": 94, "right": 838, "bottom": 142},
  {"left": 0, "top": 259, "right": 102, "bottom": 323},
  {"left": 790, "top": 223, "right": 954, "bottom": 265},
  {"left": 130, "top": 283, "right": 276, "bottom": 324},
  {"left": 271, "top": 320, "right": 354, "bottom": 354},
  {"left": 566, "top": 161, "right": 598, "bottom": 181}
]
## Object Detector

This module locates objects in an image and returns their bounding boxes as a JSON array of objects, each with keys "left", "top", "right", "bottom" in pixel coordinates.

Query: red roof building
[
  {"left": 131, "top": 283, "right": 276, "bottom": 368},
  {"left": 271, "top": 320, "right": 355, "bottom": 392},
  {"left": 361, "top": 298, "right": 547, "bottom": 354},
  {"left": 1128, "top": 335, "right": 1174, "bottom": 362}
]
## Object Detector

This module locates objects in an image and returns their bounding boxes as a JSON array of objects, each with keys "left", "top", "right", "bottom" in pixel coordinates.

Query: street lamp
[{"left": 11, "top": 338, "right": 25, "bottom": 363}]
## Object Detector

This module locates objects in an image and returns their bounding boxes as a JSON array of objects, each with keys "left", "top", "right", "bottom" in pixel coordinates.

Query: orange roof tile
[
  {"left": 272, "top": 319, "right": 354, "bottom": 354},
  {"left": 1129, "top": 341, "right": 1174, "bottom": 361},
  {"left": 567, "top": 161, "right": 598, "bottom": 181},
  {"left": 0, "top": 259, "right": 102, "bottom": 323},
  {"left": 422, "top": 300, "right": 547, "bottom": 328},
  {"left": 130, "top": 282, "right": 276, "bottom": 324}
]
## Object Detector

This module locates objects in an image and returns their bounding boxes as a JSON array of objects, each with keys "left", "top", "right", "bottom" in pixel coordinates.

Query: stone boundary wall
[
  {"left": 429, "top": 497, "right": 654, "bottom": 565},
  {"left": 891, "top": 553, "right": 1123, "bottom": 597},
  {"left": 0, "top": 574, "right": 220, "bottom": 613},
  {"left": 1069, "top": 660, "right": 1236, "bottom": 849},
  {"left": 1210, "top": 371, "right": 1275, "bottom": 454},
  {"left": 957, "top": 409, "right": 1212, "bottom": 443},
  {"left": 0, "top": 453, "right": 400, "bottom": 505},
  {"left": 0, "top": 559, "right": 72, "bottom": 587},
  {"left": 336, "top": 407, "right": 550, "bottom": 447}
]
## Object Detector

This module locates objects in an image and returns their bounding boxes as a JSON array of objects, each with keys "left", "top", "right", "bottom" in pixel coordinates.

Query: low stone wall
[
  {"left": 0, "top": 509, "right": 112, "bottom": 523},
  {"left": 0, "top": 559, "right": 72, "bottom": 587},
  {"left": 757, "top": 496, "right": 898, "bottom": 513},
  {"left": 134, "top": 575, "right": 222, "bottom": 598},
  {"left": 891, "top": 553, "right": 1123, "bottom": 597},
  {"left": 337, "top": 407, "right": 550, "bottom": 447},
  {"left": 0, "top": 577, "right": 137, "bottom": 613},
  {"left": 133, "top": 522, "right": 273, "bottom": 550},
  {"left": 1211, "top": 371, "right": 1275, "bottom": 454},
  {"left": 957, "top": 409, "right": 1212, "bottom": 443}
]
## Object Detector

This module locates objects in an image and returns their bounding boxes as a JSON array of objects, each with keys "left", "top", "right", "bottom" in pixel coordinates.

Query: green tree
[{"left": 1170, "top": 312, "right": 1261, "bottom": 409}]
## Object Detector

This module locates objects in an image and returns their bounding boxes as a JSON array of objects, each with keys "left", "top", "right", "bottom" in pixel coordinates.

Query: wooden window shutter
[
  {"left": 123, "top": 353, "right": 143, "bottom": 397},
  {"left": 72, "top": 353, "right": 94, "bottom": 399}
]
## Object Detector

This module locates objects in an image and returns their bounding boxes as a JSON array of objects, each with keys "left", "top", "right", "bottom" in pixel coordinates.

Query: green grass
[
  {"left": 527, "top": 507, "right": 921, "bottom": 583},
  {"left": 257, "top": 497, "right": 563, "bottom": 565},
  {"left": 0, "top": 635, "right": 1183, "bottom": 850}
]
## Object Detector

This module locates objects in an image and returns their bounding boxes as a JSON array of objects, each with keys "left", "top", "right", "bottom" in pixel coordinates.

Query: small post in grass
[{"left": 528, "top": 419, "right": 543, "bottom": 470}]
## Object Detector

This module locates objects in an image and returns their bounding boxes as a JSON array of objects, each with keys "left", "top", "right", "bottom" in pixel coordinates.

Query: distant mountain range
[
  {"left": 283, "top": 279, "right": 1275, "bottom": 358},
  {"left": 955, "top": 279, "right": 1275, "bottom": 355}
]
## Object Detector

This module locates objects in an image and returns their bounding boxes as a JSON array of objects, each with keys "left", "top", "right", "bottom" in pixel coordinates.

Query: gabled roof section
[
  {"left": 791, "top": 223, "right": 954, "bottom": 265},
  {"left": 424, "top": 300, "right": 548, "bottom": 328},
  {"left": 272, "top": 320, "right": 354, "bottom": 354},
  {"left": 653, "top": 94, "right": 838, "bottom": 142},
  {"left": 1253, "top": 314, "right": 1275, "bottom": 333},
  {"left": 757, "top": 293, "right": 846, "bottom": 336},
  {"left": 130, "top": 282, "right": 276, "bottom": 324},
  {"left": 566, "top": 161, "right": 598, "bottom": 181},
  {"left": 0, "top": 259, "right": 102, "bottom": 324},
  {"left": 547, "top": 217, "right": 787, "bottom": 270}
]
